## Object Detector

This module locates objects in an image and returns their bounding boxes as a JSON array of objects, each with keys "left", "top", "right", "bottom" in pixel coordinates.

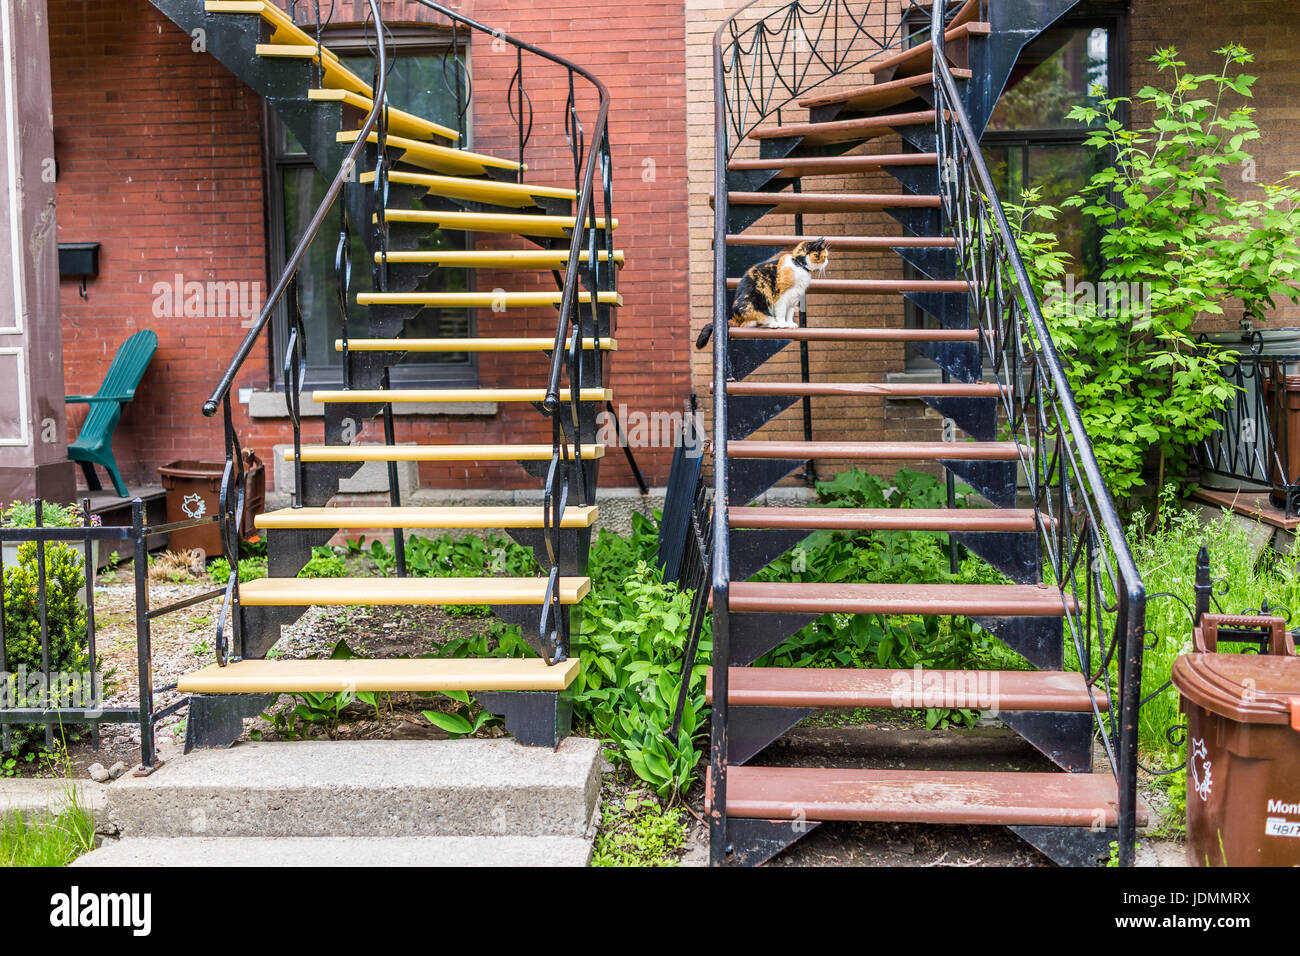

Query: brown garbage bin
[
  {"left": 158, "top": 453, "right": 265, "bottom": 559},
  {"left": 1172, "top": 613, "right": 1300, "bottom": 866}
]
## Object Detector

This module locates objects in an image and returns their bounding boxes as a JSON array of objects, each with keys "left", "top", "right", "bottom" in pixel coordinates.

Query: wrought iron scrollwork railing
[
  {"left": 929, "top": 0, "right": 1146, "bottom": 864},
  {"left": 410, "top": 1, "right": 616, "bottom": 664},
  {"left": 1195, "top": 330, "right": 1300, "bottom": 516},
  {"left": 718, "top": 0, "right": 931, "bottom": 146},
  {"left": 201, "top": 0, "right": 613, "bottom": 667}
]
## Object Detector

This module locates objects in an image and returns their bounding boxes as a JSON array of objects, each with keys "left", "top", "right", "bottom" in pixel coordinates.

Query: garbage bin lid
[{"left": 1172, "top": 653, "right": 1300, "bottom": 728}]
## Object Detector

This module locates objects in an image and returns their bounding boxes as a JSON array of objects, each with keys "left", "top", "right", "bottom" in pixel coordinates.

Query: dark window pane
[{"left": 987, "top": 26, "right": 1109, "bottom": 132}]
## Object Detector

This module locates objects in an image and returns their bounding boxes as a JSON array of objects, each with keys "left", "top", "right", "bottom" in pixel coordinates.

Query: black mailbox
[{"left": 58, "top": 242, "right": 100, "bottom": 298}]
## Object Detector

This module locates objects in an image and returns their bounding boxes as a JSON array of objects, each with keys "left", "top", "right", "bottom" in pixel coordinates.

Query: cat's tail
[{"left": 695, "top": 322, "right": 715, "bottom": 349}]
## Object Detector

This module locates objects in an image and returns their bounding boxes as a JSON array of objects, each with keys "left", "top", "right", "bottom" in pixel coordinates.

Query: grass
[
  {"left": 0, "top": 791, "right": 96, "bottom": 866},
  {"left": 1123, "top": 503, "right": 1300, "bottom": 765},
  {"left": 592, "top": 793, "right": 687, "bottom": 867}
]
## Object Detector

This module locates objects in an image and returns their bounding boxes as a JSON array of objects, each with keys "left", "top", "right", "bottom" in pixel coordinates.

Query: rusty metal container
[
  {"left": 158, "top": 453, "right": 265, "bottom": 558},
  {"left": 1262, "top": 366, "right": 1300, "bottom": 507},
  {"left": 1172, "top": 614, "right": 1300, "bottom": 866}
]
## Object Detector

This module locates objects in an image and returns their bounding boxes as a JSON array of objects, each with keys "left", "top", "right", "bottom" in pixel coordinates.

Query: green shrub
[
  {"left": 298, "top": 545, "right": 347, "bottom": 578},
  {"left": 1, "top": 501, "right": 101, "bottom": 758},
  {"left": 592, "top": 797, "right": 686, "bottom": 867},
  {"left": 572, "top": 562, "right": 708, "bottom": 798}
]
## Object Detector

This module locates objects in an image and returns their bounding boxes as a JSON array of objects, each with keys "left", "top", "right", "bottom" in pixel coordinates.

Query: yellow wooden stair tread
[
  {"left": 178, "top": 657, "right": 580, "bottom": 694},
  {"left": 379, "top": 208, "right": 615, "bottom": 237},
  {"left": 338, "top": 129, "right": 520, "bottom": 176},
  {"left": 356, "top": 290, "right": 622, "bottom": 308},
  {"left": 237, "top": 575, "right": 590, "bottom": 607},
  {"left": 284, "top": 444, "right": 606, "bottom": 462},
  {"left": 361, "top": 170, "right": 574, "bottom": 207},
  {"left": 335, "top": 337, "right": 617, "bottom": 352},
  {"left": 308, "top": 89, "right": 457, "bottom": 142},
  {"left": 310, "top": 388, "right": 612, "bottom": 403},
  {"left": 255, "top": 505, "right": 600, "bottom": 530},
  {"left": 253, "top": 45, "right": 374, "bottom": 98},
  {"left": 375, "top": 250, "right": 625, "bottom": 268}
]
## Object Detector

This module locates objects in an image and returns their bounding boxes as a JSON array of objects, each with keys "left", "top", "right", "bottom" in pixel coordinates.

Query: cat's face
[{"left": 794, "top": 238, "right": 830, "bottom": 273}]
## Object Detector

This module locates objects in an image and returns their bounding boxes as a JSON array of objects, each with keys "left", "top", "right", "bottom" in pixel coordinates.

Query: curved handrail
[{"left": 203, "top": 0, "right": 388, "bottom": 418}]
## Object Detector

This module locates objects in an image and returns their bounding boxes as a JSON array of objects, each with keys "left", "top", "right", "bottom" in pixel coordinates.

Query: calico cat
[{"left": 695, "top": 238, "right": 830, "bottom": 348}]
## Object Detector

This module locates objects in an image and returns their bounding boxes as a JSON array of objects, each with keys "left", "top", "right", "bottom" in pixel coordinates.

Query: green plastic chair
[{"left": 65, "top": 329, "right": 158, "bottom": 498}]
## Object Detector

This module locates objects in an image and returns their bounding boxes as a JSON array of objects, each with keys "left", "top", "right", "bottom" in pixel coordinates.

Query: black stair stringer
[
  {"left": 914, "top": 339, "right": 981, "bottom": 382},
  {"left": 728, "top": 458, "right": 805, "bottom": 508},
  {"left": 726, "top": 394, "right": 801, "bottom": 442},
  {"left": 999, "top": 710, "right": 1095, "bottom": 773},
  {"left": 968, "top": 0, "right": 1086, "bottom": 135},
  {"left": 729, "top": 528, "right": 813, "bottom": 582},
  {"left": 970, "top": 615, "right": 1063, "bottom": 671},
  {"left": 937, "top": 457, "right": 1016, "bottom": 507},
  {"left": 728, "top": 611, "right": 821, "bottom": 666},
  {"left": 923, "top": 393, "right": 995, "bottom": 441}
]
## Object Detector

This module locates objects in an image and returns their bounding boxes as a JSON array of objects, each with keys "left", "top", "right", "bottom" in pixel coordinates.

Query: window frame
[{"left": 261, "top": 23, "right": 477, "bottom": 391}]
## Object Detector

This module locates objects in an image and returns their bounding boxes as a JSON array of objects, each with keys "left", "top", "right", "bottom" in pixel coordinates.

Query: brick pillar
[{"left": 0, "top": 0, "right": 75, "bottom": 503}]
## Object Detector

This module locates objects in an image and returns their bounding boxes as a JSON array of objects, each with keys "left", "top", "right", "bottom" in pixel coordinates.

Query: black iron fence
[
  {"left": 1196, "top": 336, "right": 1300, "bottom": 516},
  {"left": 0, "top": 499, "right": 221, "bottom": 773}
]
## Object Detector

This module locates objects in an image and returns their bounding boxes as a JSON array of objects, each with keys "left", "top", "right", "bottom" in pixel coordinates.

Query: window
[
  {"left": 901, "top": 5, "right": 1125, "bottom": 373},
  {"left": 265, "top": 29, "right": 474, "bottom": 388}
]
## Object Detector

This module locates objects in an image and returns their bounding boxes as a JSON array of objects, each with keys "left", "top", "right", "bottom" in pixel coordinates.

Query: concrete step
[
  {"left": 73, "top": 835, "right": 592, "bottom": 867},
  {"left": 104, "top": 739, "right": 602, "bottom": 839}
]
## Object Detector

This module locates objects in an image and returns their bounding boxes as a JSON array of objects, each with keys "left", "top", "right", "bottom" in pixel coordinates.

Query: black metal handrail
[{"left": 929, "top": 0, "right": 1145, "bottom": 864}]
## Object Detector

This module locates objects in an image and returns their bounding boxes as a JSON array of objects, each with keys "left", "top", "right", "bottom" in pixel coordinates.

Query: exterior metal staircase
[
  {"left": 689, "top": 0, "right": 1148, "bottom": 866},
  {"left": 146, "top": 0, "right": 617, "bottom": 747}
]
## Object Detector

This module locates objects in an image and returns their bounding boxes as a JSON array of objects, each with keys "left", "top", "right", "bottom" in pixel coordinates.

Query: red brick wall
[
  {"left": 49, "top": 0, "right": 690, "bottom": 493},
  {"left": 51, "top": 0, "right": 268, "bottom": 489}
]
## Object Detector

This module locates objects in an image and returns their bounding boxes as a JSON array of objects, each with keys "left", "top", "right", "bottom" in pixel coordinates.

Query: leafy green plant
[
  {"left": 421, "top": 691, "right": 500, "bottom": 738},
  {"left": 298, "top": 545, "right": 347, "bottom": 578},
  {"left": 571, "top": 562, "right": 708, "bottom": 798},
  {"left": 591, "top": 796, "right": 686, "bottom": 867},
  {"left": 208, "top": 555, "right": 267, "bottom": 583},
  {"left": 1, "top": 502, "right": 100, "bottom": 758},
  {"left": 1012, "top": 44, "right": 1300, "bottom": 502}
]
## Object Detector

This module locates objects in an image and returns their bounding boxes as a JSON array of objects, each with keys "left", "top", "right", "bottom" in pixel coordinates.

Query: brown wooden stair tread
[
  {"left": 750, "top": 109, "right": 939, "bottom": 145},
  {"left": 725, "top": 234, "right": 955, "bottom": 249},
  {"left": 797, "top": 69, "right": 972, "bottom": 111},
  {"left": 726, "top": 582, "right": 1075, "bottom": 617},
  {"left": 727, "top": 153, "right": 937, "bottom": 177},
  {"left": 706, "top": 667, "right": 1109, "bottom": 712},
  {"left": 728, "top": 506, "right": 1039, "bottom": 532},
  {"left": 724, "top": 381, "right": 1002, "bottom": 398},
  {"left": 719, "top": 191, "right": 941, "bottom": 211},
  {"left": 710, "top": 765, "right": 1140, "bottom": 827},
  {"left": 727, "top": 327, "right": 976, "bottom": 343},
  {"left": 725, "top": 278, "right": 966, "bottom": 294},
  {"left": 727, "top": 440, "right": 1021, "bottom": 460},
  {"left": 869, "top": 21, "right": 991, "bottom": 79}
]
